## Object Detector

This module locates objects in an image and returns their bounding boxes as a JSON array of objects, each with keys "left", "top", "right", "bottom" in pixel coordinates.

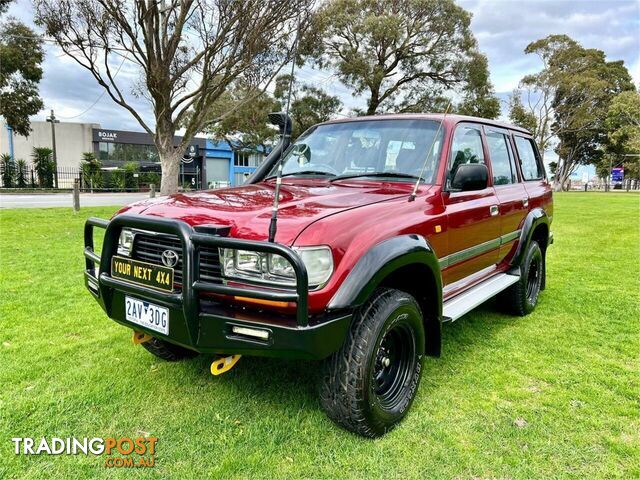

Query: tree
[
  {"left": 0, "top": 5, "right": 45, "bottom": 136},
  {"left": 508, "top": 86, "right": 554, "bottom": 160},
  {"left": 306, "top": 0, "right": 492, "bottom": 115},
  {"left": 456, "top": 52, "right": 500, "bottom": 119},
  {"left": 605, "top": 90, "right": 640, "bottom": 155},
  {"left": 602, "top": 90, "right": 640, "bottom": 187},
  {"left": 274, "top": 74, "right": 342, "bottom": 139},
  {"left": 205, "top": 82, "right": 280, "bottom": 153},
  {"left": 512, "top": 35, "right": 634, "bottom": 190},
  {"left": 35, "top": 0, "right": 313, "bottom": 195},
  {"left": 551, "top": 49, "right": 634, "bottom": 190}
]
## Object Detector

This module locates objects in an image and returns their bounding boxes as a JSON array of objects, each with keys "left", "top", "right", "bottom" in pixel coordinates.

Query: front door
[{"left": 442, "top": 123, "right": 501, "bottom": 286}]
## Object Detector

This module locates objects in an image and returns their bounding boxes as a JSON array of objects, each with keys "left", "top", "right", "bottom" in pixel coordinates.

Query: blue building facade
[{"left": 202, "top": 140, "right": 266, "bottom": 188}]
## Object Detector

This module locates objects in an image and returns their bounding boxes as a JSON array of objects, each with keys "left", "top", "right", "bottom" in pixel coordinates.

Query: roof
[{"left": 319, "top": 113, "right": 531, "bottom": 135}]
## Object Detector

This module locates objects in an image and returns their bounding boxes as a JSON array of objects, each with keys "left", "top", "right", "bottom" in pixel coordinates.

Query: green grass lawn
[{"left": 1, "top": 192, "right": 638, "bottom": 479}]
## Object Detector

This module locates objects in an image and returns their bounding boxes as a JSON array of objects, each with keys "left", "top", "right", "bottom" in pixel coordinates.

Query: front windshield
[{"left": 268, "top": 119, "right": 443, "bottom": 183}]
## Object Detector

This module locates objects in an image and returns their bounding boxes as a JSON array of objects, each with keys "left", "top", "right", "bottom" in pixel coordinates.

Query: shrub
[
  {"left": 1, "top": 154, "right": 15, "bottom": 188},
  {"left": 80, "top": 152, "right": 103, "bottom": 189},
  {"left": 15, "top": 159, "right": 28, "bottom": 188},
  {"left": 122, "top": 162, "right": 140, "bottom": 190},
  {"left": 32, "top": 147, "right": 54, "bottom": 188}
]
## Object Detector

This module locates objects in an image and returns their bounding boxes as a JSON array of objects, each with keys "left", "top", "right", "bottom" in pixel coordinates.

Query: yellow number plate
[{"left": 111, "top": 256, "right": 174, "bottom": 292}]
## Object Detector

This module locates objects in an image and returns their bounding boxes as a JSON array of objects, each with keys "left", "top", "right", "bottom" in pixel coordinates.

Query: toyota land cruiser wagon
[{"left": 84, "top": 113, "right": 553, "bottom": 437}]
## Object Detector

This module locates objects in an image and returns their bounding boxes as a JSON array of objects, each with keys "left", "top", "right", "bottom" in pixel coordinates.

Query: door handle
[
  {"left": 490, "top": 205, "right": 499, "bottom": 216},
  {"left": 522, "top": 198, "right": 529, "bottom": 207}
]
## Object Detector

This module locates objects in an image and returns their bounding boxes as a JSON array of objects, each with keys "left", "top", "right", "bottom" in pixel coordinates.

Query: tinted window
[
  {"left": 514, "top": 136, "right": 544, "bottom": 180},
  {"left": 449, "top": 125, "right": 484, "bottom": 183},
  {"left": 485, "top": 131, "right": 516, "bottom": 185}
]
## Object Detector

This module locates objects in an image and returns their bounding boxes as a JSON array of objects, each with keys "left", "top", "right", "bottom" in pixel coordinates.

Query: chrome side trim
[
  {"left": 440, "top": 229, "right": 521, "bottom": 269},
  {"left": 500, "top": 229, "right": 521, "bottom": 244}
]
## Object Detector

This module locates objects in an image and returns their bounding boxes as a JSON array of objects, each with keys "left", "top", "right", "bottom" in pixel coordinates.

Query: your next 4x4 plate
[{"left": 111, "top": 256, "right": 174, "bottom": 292}]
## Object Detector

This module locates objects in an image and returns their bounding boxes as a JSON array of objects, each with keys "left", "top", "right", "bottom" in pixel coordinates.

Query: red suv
[{"left": 84, "top": 114, "right": 553, "bottom": 437}]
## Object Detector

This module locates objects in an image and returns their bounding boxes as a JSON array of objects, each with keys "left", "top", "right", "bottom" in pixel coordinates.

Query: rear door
[
  {"left": 483, "top": 126, "right": 529, "bottom": 265},
  {"left": 513, "top": 134, "right": 553, "bottom": 217},
  {"left": 442, "top": 123, "right": 501, "bottom": 285}
]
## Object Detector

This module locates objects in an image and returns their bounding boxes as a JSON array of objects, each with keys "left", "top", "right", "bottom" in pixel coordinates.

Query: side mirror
[{"left": 450, "top": 163, "right": 489, "bottom": 192}]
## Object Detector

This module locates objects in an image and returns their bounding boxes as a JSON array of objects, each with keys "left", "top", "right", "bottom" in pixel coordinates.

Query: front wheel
[{"left": 320, "top": 288, "right": 425, "bottom": 437}]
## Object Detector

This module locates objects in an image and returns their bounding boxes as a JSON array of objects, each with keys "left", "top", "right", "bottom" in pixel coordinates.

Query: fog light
[{"left": 231, "top": 326, "right": 270, "bottom": 341}]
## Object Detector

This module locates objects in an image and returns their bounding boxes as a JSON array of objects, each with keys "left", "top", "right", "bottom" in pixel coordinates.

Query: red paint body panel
[{"left": 114, "top": 114, "right": 552, "bottom": 315}]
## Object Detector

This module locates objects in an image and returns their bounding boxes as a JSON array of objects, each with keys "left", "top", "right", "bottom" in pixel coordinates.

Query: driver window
[{"left": 448, "top": 125, "right": 485, "bottom": 183}]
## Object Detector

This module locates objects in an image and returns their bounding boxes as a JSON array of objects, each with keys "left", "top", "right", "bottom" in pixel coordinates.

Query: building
[{"left": 1, "top": 120, "right": 266, "bottom": 188}]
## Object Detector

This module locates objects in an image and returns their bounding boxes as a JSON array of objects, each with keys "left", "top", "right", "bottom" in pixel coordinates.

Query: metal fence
[
  {"left": 0, "top": 162, "right": 203, "bottom": 192},
  {"left": 0, "top": 162, "right": 81, "bottom": 190}
]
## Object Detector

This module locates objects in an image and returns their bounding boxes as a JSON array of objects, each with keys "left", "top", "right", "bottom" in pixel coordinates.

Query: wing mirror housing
[{"left": 450, "top": 163, "right": 489, "bottom": 192}]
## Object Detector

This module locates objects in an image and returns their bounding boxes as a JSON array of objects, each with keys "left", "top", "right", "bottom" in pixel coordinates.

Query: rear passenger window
[
  {"left": 514, "top": 136, "right": 544, "bottom": 180},
  {"left": 449, "top": 125, "right": 484, "bottom": 182},
  {"left": 485, "top": 130, "right": 516, "bottom": 185}
]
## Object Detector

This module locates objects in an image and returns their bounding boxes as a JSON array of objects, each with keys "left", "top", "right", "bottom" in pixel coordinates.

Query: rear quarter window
[{"left": 514, "top": 136, "right": 545, "bottom": 181}]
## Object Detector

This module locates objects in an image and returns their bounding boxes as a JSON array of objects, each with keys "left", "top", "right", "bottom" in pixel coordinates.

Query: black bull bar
[{"left": 83, "top": 214, "right": 350, "bottom": 359}]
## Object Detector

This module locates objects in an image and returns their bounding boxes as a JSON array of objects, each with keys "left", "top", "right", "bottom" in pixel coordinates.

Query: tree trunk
[
  {"left": 553, "top": 163, "right": 571, "bottom": 192},
  {"left": 159, "top": 150, "right": 182, "bottom": 195},
  {"left": 553, "top": 179, "right": 564, "bottom": 192},
  {"left": 154, "top": 117, "right": 183, "bottom": 196},
  {"left": 367, "top": 84, "right": 381, "bottom": 115}
]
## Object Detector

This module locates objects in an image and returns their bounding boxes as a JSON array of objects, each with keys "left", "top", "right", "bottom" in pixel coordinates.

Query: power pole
[{"left": 46, "top": 109, "right": 60, "bottom": 188}]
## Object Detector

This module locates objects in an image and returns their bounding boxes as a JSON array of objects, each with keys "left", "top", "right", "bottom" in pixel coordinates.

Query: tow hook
[
  {"left": 132, "top": 331, "right": 153, "bottom": 345},
  {"left": 210, "top": 354, "right": 242, "bottom": 376}
]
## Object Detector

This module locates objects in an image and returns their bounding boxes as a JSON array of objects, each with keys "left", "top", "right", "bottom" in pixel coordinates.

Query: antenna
[
  {"left": 268, "top": 26, "right": 299, "bottom": 243},
  {"left": 408, "top": 102, "right": 452, "bottom": 202}
]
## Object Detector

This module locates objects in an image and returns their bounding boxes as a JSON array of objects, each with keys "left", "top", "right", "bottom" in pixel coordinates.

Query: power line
[{"left": 56, "top": 53, "right": 129, "bottom": 120}]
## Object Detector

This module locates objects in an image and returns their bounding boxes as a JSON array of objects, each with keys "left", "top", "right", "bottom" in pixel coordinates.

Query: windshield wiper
[
  {"left": 330, "top": 172, "right": 423, "bottom": 182},
  {"left": 266, "top": 170, "right": 336, "bottom": 180}
]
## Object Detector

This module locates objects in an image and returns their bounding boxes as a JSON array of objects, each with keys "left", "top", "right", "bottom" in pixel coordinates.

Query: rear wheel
[
  {"left": 502, "top": 240, "right": 544, "bottom": 316},
  {"left": 320, "top": 288, "right": 425, "bottom": 437},
  {"left": 141, "top": 337, "right": 199, "bottom": 361}
]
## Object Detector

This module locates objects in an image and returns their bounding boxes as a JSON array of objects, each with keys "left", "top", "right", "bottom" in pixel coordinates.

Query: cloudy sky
[{"left": 6, "top": 0, "right": 640, "bottom": 132}]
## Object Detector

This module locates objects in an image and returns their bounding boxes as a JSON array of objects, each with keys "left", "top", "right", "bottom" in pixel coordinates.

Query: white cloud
[{"left": 6, "top": 0, "right": 640, "bottom": 131}]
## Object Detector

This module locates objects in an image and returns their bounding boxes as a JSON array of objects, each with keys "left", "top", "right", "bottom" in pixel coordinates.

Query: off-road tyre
[
  {"left": 141, "top": 337, "right": 199, "bottom": 361},
  {"left": 320, "top": 288, "right": 425, "bottom": 437},
  {"left": 502, "top": 240, "right": 544, "bottom": 316}
]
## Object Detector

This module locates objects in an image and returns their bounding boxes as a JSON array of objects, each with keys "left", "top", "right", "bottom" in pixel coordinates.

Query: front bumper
[{"left": 84, "top": 214, "right": 351, "bottom": 359}]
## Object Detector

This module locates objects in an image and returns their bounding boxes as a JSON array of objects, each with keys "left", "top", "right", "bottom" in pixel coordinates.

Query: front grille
[{"left": 131, "top": 232, "right": 222, "bottom": 287}]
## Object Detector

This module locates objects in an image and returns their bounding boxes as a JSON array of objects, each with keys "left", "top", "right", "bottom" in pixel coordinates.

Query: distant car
[{"left": 84, "top": 114, "right": 553, "bottom": 437}]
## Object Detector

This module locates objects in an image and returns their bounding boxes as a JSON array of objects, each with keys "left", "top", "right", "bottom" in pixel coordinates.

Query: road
[{"left": 0, "top": 192, "right": 150, "bottom": 209}]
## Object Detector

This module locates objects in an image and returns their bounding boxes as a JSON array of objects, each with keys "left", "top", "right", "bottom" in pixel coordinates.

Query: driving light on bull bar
[
  {"left": 231, "top": 325, "right": 270, "bottom": 341},
  {"left": 220, "top": 246, "right": 333, "bottom": 288},
  {"left": 117, "top": 228, "right": 134, "bottom": 256}
]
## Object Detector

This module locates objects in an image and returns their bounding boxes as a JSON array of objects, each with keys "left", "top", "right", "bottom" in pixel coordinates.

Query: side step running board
[{"left": 442, "top": 273, "right": 520, "bottom": 322}]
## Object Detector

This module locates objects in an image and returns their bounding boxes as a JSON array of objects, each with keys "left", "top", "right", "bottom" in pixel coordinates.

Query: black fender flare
[
  {"left": 327, "top": 234, "right": 443, "bottom": 356},
  {"left": 511, "top": 208, "right": 550, "bottom": 268}
]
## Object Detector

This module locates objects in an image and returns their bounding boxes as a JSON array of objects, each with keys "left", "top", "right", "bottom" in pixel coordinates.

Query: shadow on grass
[{"left": 153, "top": 298, "right": 518, "bottom": 421}]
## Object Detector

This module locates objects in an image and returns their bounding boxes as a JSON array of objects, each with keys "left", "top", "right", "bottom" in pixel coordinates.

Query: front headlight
[
  {"left": 220, "top": 246, "right": 333, "bottom": 288},
  {"left": 117, "top": 228, "right": 134, "bottom": 256}
]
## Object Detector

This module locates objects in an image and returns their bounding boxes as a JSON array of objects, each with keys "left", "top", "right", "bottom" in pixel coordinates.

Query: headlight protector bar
[{"left": 83, "top": 214, "right": 311, "bottom": 331}]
